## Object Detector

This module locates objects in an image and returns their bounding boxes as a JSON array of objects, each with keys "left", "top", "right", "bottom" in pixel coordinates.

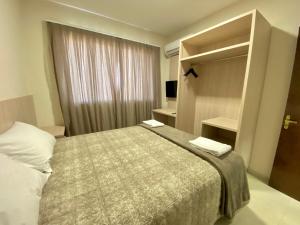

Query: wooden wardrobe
[{"left": 175, "top": 10, "right": 271, "bottom": 167}]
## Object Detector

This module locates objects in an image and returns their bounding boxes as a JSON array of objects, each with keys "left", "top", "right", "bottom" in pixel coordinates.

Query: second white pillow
[{"left": 0, "top": 121, "right": 56, "bottom": 172}]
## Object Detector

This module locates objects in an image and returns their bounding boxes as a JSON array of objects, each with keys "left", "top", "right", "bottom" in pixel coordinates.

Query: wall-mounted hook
[{"left": 184, "top": 67, "right": 198, "bottom": 78}]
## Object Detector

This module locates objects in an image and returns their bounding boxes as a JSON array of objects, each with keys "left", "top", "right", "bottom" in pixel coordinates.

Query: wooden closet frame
[{"left": 175, "top": 10, "right": 271, "bottom": 167}]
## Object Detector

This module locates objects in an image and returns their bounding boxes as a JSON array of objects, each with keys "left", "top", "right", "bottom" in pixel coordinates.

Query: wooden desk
[
  {"left": 201, "top": 117, "right": 237, "bottom": 147},
  {"left": 152, "top": 108, "right": 176, "bottom": 127}
]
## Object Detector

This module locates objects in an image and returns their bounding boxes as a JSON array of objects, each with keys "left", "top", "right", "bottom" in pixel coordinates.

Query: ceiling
[{"left": 48, "top": 0, "right": 241, "bottom": 36}]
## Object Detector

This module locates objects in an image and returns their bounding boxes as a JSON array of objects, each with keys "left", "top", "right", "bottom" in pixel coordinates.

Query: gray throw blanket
[{"left": 140, "top": 124, "right": 250, "bottom": 218}]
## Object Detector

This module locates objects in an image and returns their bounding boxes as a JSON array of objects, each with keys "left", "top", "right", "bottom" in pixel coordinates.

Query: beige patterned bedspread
[{"left": 39, "top": 126, "right": 221, "bottom": 225}]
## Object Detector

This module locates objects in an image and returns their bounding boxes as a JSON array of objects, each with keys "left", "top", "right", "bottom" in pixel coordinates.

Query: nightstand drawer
[{"left": 40, "top": 126, "right": 65, "bottom": 138}]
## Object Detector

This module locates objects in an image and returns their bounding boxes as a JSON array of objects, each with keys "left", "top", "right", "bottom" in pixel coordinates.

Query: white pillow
[
  {"left": 0, "top": 153, "right": 49, "bottom": 225},
  {"left": 0, "top": 121, "right": 56, "bottom": 172}
]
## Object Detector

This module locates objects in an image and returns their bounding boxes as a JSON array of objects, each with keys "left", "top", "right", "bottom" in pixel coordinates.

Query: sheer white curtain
[{"left": 49, "top": 23, "right": 161, "bottom": 136}]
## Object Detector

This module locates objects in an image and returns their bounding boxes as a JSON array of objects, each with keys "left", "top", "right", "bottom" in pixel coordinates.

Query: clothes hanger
[{"left": 184, "top": 67, "right": 198, "bottom": 78}]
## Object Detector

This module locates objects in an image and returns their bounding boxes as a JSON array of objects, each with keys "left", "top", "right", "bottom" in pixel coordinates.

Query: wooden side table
[
  {"left": 152, "top": 108, "right": 176, "bottom": 127},
  {"left": 40, "top": 126, "right": 65, "bottom": 138}
]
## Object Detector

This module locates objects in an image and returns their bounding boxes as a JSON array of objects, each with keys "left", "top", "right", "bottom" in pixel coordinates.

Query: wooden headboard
[{"left": 0, "top": 95, "right": 37, "bottom": 133}]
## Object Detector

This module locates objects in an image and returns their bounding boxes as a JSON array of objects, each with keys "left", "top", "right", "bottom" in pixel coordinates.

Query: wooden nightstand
[{"left": 40, "top": 126, "right": 65, "bottom": 138}]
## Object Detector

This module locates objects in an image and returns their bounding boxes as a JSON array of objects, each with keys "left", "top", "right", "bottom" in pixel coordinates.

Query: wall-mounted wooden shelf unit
[
  {"left": 181, "top": 13, "right": 252, "bottom": 59},
  {"left": 201, "top": 117, "right": 238, "bottom": 132},
  {"left": 175, "top": 10, "right": 271, "bottom": 167},
  {"left": 180, "top": 42, "right": 249, "bottom": 64}
]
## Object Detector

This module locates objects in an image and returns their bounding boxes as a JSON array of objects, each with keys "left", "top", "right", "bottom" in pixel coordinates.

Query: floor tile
[{"left": 215, "top": 174, "right": 300, "bottom": 225}]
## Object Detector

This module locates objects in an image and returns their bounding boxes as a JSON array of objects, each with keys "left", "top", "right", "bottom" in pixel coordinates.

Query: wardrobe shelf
[
  {"left": 201, "top": 117, "right": 238, "bottom": 132},
  {"left": 180, "top": 42, "right": 249, "bottom": 64}
]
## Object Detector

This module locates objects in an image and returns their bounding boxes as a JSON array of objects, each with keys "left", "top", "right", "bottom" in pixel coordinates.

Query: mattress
[{"left": 39, "top": 126, "right": 222, "bottom": 225}]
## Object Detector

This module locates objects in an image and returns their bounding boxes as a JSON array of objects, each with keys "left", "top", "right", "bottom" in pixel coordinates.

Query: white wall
[
  {"left": 20, "top": 0, "right": 168, "bottom": 126},
  {"left": 0, "top": 0, "right": 28, "bottom": 100},
  {"left": 167, "top": 0, "right": 299, "bottom": 182}
]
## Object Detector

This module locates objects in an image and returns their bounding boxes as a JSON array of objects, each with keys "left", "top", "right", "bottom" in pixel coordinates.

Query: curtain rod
[{"left": 44, "top": 19, "right": 162, "bottom": 48}]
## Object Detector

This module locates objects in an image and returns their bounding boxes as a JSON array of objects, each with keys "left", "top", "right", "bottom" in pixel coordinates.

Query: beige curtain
[{"left": 49, "top": 23, "right": 161, "bottom": 136}]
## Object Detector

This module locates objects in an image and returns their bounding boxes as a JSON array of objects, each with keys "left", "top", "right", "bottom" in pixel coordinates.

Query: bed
[{"left": 0, "top": 96, "right": 249, "bottom": 225}]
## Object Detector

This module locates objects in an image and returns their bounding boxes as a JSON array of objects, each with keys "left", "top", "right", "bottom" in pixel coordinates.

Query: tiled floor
[{"left": 216, "top": 174, "right": 300, "bottom": 225}]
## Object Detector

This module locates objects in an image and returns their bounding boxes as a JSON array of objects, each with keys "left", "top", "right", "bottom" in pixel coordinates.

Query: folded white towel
[
  {"left": 143, "top": 119, "right": 164, "bottom": 128},
  {"left": 189, "top": 137, "right": 231, "bottom": 156}
]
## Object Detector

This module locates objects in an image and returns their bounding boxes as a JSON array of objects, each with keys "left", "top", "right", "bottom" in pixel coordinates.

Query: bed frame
[{"left": 0, "top": 95, "right": 37, "bottom": 133}]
